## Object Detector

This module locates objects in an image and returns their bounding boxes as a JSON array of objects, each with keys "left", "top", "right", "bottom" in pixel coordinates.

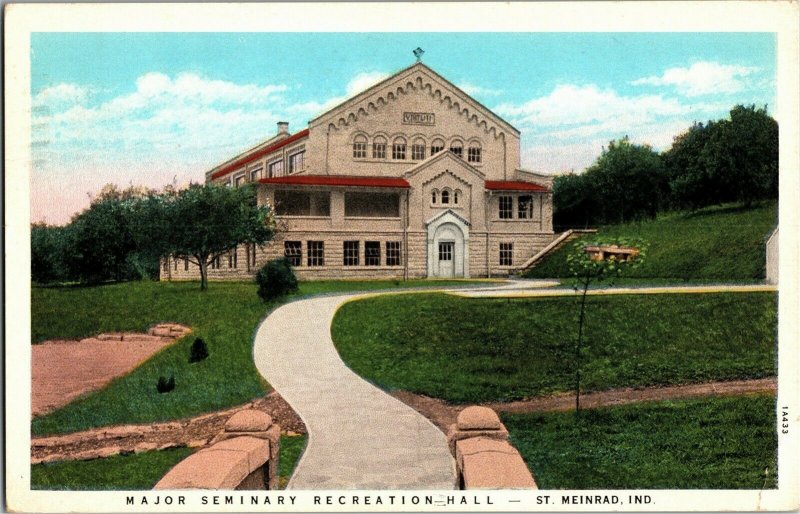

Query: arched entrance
[{"left": 426, "top": 210, "right": 469, "bottom": 278}]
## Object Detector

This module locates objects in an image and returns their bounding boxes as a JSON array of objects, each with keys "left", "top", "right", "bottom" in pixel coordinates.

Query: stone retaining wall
[
  {"left": 154, "top": 409, "right": 280, "bottom": 490},
  {"left": 446, "top": 406, "right": 537, "bottom": 490}
]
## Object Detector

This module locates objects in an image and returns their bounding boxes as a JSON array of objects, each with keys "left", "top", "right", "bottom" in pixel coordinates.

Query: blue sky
[{"left": 31, "top": 32, "right": 776, "bottom": 224}]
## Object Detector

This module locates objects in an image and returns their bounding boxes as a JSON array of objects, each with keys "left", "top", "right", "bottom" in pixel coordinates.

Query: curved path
[
  {"left": 252, "top": 280, "right": 774, "bottom": 489},
  {"left": 253, "top": 293, "right": 457, "bottom": 490}
]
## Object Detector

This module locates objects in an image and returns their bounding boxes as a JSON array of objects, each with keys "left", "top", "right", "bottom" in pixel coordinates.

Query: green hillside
[{"left": 524, "top": 202, "right": 777, "bottom": 281}]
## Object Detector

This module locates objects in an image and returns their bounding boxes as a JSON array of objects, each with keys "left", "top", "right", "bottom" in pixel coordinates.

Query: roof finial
[{"left": 413, "top": 47, "right": 425, "bottom": 62}]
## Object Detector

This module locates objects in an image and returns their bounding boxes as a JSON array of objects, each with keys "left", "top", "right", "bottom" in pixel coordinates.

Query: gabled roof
[
  {"left": 403, "top": 149, "right": 485, "bottom": 180},
  {"left": 310, "top": 62, "right": 519, "bottom": 137},
  {"left": 259, "top": 175, "right": 410, "bottom": 189},
  {"left": 210, "top": 129, "right": 310, "bottom": 181},
  {"left": 425, "top": 208, "right": 471, "bottom": 227}
]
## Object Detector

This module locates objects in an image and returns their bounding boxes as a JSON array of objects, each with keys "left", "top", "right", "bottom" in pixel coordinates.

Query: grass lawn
[
  {"left": 30, "top": 447, "right": 193, "bottom": 490},
  {"left": 332, "top": 292, "right": 776, "bottom": 403},
  {"left": 278, "top": 435, "right": 307, "bottom": 489},
  {"left": 503, "top": 394, "right": 777, "bottom": 489},
  {"left": 31, "top": 279, "right": 484, "bottom": 436},
  {"left": 525, "top": 202, "right": 777, "bottom": 281},
  {"left": 30, "top": 435, "right": 308, "bottom": 490}
]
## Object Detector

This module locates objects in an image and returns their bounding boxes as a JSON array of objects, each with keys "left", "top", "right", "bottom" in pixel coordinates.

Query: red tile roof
[
  {"left": 210, "top": 129, "right": 310, "bottom": 181},
  {"left": 485, "top": 180, "right": 549, "bottom": 192},
  {"left": 259, "top": 175, "right": 411, "bottom": 189}
]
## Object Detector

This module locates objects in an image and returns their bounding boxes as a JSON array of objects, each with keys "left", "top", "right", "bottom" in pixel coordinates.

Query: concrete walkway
[
  {"left": 253, "top": 294, "right": 457, "bottom": 490},
  {"left": 453, "top": 281, "right": 776, "bottom": 298}
]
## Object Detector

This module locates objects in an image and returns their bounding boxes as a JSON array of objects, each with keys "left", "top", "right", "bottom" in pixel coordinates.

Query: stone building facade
[{"left": 161, "top": 62, "right": 555, "bottom": 281}]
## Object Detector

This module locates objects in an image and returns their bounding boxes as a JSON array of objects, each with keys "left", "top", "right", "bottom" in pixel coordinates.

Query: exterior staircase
[{"left": 519, "top": 228, "right": 597, "bottom": 272}]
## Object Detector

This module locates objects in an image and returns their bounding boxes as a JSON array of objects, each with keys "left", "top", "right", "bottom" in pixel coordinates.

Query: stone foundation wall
[{"left": 159, "top": 231, "right": 556, "bottom": 281}]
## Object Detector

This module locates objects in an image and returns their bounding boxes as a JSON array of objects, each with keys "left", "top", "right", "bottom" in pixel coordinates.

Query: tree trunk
[
  {"left": 198, "top": 257, "right": 208, "bottom": 291},
  {"left": 575, "top": 276, "right": 590, "bottom": 415}
]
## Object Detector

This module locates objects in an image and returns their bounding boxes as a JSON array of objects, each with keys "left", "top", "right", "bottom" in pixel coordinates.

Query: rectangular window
[
  {"left": 284, "top": 241, "right": 302, "bottom": 266},
  {"left": 412, "top": 144, "right": 426, "bottom": 160},
  {"left": 307, "top": 241, "right": 324, "bottom": 266},
  {"left": 274, "top": 190, "right": 331, "bottom": 216},
  {"left": 249, "top": 243, "right": 257, "bottom": 268},
  {"left": 211, "top": 255, "right": 221, "bottom": 269},
  {"left": 344, "top": 192, "right": 400, "bottom": 218},
  {"left": 365, "top": 241, "right": 381, "bottom": 266},
  {"left": 386, "top": 242, "right": 402, "bottom": 266},
  {"left": 250, "top": 167, "right": 263, "bottom": 181},
  {"left": 518, "top": 195, "right": 534, "bottom": 219},
  {"left": 268, "top": 160, "right": 284, "bottom": 178},
  {"left": 500, "top": 243, "right": 513, "bottom": 266},
  {"left": 234, "top": 175, "right": 245, "bottom": 187},
  {"left": 343, "top": 241, "right": 360, "bottom": 266},
  {"left": 228, "top": 248, "right": 237, "bottom": 269},
  {"left": 499, "top": 196, "right": 513, "bottom": 219},
  {"left": 468, "top": 147, "right": 482, "bottom": 163},
  {"left": 184, "top": 257, "right": 189, "bottom": 271},
  {"left": 438, "top": 242, "right": 453, "bottom": 261},
  {"left": 288, "top": 150, "right": 305, "bottom": 173},
  {"left": 353, "top": 142, "right": 367, "bottom": 159},
  {"left": 392, "top": 143, "right": 406, "bottom": 160},
  {"left": 373, "top": 143, "right": 386, "bottom": 159}
]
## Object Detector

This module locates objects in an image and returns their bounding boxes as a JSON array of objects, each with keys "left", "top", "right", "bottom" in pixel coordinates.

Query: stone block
[
  {"left": 225, "top": 409, "right": 273, "bottom": 432},
  {"left": 96, "top": 333, "right": 124, "bottom": 341},
  {"left": 456, "top": 437, "right": 537, "bottom": 489},
  {"left": 154, "top": 449, "right": 249, "bottom": 490},
  {"left": 207, "top": 436, "right": 271, "bottom": 474},
  {"left": 457, "top": 406, "right": 502, "bottom": 430},
  {"left": 134, "top": 442, "right": 158, "bottom": 454}
]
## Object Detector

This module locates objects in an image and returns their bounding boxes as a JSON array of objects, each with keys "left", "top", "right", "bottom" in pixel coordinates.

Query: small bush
[
  {"left": 256, "top": 258, "right": 299, "bottom": 301},
  {"left": 156, "top": 375, "right": 175, "bottom": 394},
  {"left": 188, "top": 338, "right": 209, "bottom": 363}
]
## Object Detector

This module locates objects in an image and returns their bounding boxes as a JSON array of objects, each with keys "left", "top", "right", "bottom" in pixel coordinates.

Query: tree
[
  {"left": 664, "top": 105, "right": 778, "bottom": 209},
  {"left": 552, "top": 172, "right": 598, "bottom": 229},
  {"left": 566, "top": 237, "right": 647, "bottom": 414},
  {"left": 31, "top": 223, "right": 69, "bottom": 284},
  {"left": 584, "top": 137, "right": 668, "bottom": 224},
  {"left": 145, "top": 183, "right": 275, "bottom": 290}
]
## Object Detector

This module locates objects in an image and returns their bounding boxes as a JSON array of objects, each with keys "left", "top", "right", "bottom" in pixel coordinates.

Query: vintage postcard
[{"left": 5, "top": 2, "right": 799, "bottom": 512}]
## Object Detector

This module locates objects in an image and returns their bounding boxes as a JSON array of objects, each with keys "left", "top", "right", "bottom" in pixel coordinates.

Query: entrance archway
[{"left": 426, "top": 210, "right": 469, "bottom": 278}]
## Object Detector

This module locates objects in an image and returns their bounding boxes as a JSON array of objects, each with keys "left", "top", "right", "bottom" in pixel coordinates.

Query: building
[{"left": 161, "top": 60, "right": 556, "bottom": 281}]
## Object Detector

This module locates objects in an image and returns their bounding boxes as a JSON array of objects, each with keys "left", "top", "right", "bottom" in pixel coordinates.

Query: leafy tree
[
  {"left": 584, "top": 137, "right": 668, "bottom": 224},
  {"left": 566, "top": 237, "right": 648, "bottom": 414},
  {"left": 145, "top": 183, "right": 275, "bottom": 290},
  {"left": 31, "top": 223, "right": 69, "bottom": 284},
  {"left": 552, "top": 173, "right": 598, "bottom": 230},
  {"left": 665, "top": 105, "right": 778, "bottom": 209}
]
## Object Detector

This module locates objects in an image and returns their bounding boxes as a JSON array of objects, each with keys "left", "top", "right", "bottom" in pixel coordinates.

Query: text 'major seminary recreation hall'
[{"left": 161, "top": 59, "right": 556, "bottom": 281}]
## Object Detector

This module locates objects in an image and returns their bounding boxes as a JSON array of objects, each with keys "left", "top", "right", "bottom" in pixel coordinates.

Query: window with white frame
[
  {"left": 268, "top": 159, "right": 284, "bottom": 178},
  {"left": 373, "top": 136, "right": 387, "bottom": 159},
  {"left": 386, "top": 242, "right": 401, "bottom": 266},
  {"left": 499, "top": 243, "right": 513, "bottom": 266},
  {"left": 450, "top": 141, "right": 463, "bottom": 158},
  {"left": 307, "top": 241, "right": 324, "bottom": 266},
  {"left": 365, "top": 241, "right": 381, "bottom": 266},
  {"left": 412, "top": 139, "right": 426, "bottom": 160},
  {"left": 468, "top": 142, "right": 482, "bottom": 163},
  {"left": 518, "top": 195, "right": 534, "bottom": 219},
  {"left": 284, "top": 241, "right": 302, "bottom": 266},
  {"left": 343, "top": 241, "right": 359, "bottom": 266},
  {"left": 392, "top": 138, "right": 407, "bottom": 160},
  {"left": 499, "top": 196, "right": 513, "bottom": 219},
  {"left": 431, "top": 139, "right": 445, "bottom": 155},
  {"left": 353, "top": 135, "right": 367, "bottom": 159},
  {"left": 250, "top": 166, "right": 263, "bottom": 181},
  {"left": 288, "top": 149, "right": 305, "bottom": 173}
]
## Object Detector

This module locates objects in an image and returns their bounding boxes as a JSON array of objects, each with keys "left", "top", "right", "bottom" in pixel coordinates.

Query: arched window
[
  {"left": 441, "top": 189, "right": 450, "bottom": 204},
  {"left": 353, "top": 134, "right": 367, "bottom": 159},
  {"left": 412, "top": 138, "right": 426, "bottom": 160},
  {"left": 372, "top": 135, "right": 387, "bottom": 159},
  {"left": 450, "top": 140, "right": 463, "bottom": 158},
  {"left": 454, "top": 189, "right": 461, "bottom": 205},
  {"left": 431, "top": 139, "right": 445, "bottom": 155},
  {"left": 392, "top": 137, "right": 407, "bottom": 160},
  {"left": 431, "top": 189, "right": 438, "bottom": 204},
  {"left": 468, "top": 141, "right": 482, "bottom": 163}
]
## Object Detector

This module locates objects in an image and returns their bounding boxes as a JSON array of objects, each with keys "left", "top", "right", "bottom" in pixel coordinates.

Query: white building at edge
[{"left": 161, "top": 61, "right": 556, "bottom": 281}]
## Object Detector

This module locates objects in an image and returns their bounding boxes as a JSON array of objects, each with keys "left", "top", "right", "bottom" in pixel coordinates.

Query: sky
[{"left": 30, "top": 32, "right": 776, "bottom": 225}]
